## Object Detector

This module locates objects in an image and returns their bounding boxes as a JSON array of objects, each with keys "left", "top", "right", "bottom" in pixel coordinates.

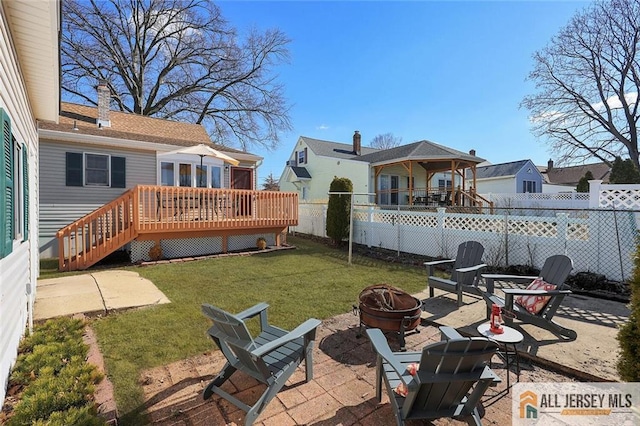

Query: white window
[
  {"left": 84, "top": 153, "right": 109, "bottom": 186},
  {"left": 211, "top": 166, "right": 222, "bottom": 188},
  {"left": 302, "top": 186, "right": 308, "bottom": 200},
  {"left": 523, "top": 180, "right": 537, "bottom": 193},
  {"left": 438, "top": 179, "right": 452, "bottom": 190},
  {"left": 298, "top": 150, "right": 305, "bottom": 164},
  {"left": 161, "top": 162, "right": 174, "bottom": 186},
  {"left": 179, "top": 163, "right": 192, "bottom": 187},
  {"left": 196, "top": 165, "right": 207, "bottom": 187}
]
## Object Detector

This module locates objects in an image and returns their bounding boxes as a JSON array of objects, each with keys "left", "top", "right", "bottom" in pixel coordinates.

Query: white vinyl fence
[{"left": 293, "top": 203, "right": 637, "bottom": 282}]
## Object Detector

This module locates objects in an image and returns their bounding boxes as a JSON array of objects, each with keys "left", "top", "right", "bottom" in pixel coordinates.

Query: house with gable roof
[
  {"left": 469, "top": 159, "right": 544, "bottom": 195},
  {"left": 540, "top": 159, "right": 610, "bottom": 192},
  {"left": 280, "top": 131, "right": 486, "bottom": 207},
  {"left": 39, "top": 86, "right": 298, "bottom": 271},
  {"left": 0, "top": 0, "right": 59, "bottom": 404},
  {"left": 38, "top": 94, "right": 263, "bottom": 258}
]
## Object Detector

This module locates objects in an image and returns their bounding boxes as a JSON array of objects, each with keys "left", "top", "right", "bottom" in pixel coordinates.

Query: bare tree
[
  {"left": 368, "top": 133, "right": 402, "bottom": 150},
  {"left": 522, "top": 0, "right": 640, "bottom": 169},
  {"left": 261, "top": 173, "right": 280, "bottom": 191},
  {"left": 61, "top": 0, "right": 292, "bottom": 151}
]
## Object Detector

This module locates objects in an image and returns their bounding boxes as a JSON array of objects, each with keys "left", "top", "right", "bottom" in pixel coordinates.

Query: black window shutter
[
  {"left": 304, "top": 147, "right": 308, "bottom": 164},
  {"left": 111, "top": 156, "right": 126, "bottom": 188},
  {"left": 66, "top": 152, "right": 83, "bottom": 186}
]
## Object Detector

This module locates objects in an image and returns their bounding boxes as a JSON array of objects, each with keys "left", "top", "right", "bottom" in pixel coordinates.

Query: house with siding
[
  {"left": 280, "top": 131, "right": 485, "bottom": 207},
  {"left": 470, "top": 159, "right": 544, "bottom": 195},
  {"left": 38, "top": 94, "right": 263, "bottom": 259},
  {"left": 0, "top": 0, "right": 59, "bottom": 404},
  {"left": 540, "top": 159, "right": 610, "bottom": 193}
]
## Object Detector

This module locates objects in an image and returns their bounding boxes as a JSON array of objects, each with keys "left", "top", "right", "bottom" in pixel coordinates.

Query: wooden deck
[{"left": 57, "top": 185, "right": 298, "bottom": 271}]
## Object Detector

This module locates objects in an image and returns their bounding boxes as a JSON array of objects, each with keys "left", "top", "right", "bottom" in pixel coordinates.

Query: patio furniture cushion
[{"left": 515, "top": 278, "right": 557, "bottom": 314}]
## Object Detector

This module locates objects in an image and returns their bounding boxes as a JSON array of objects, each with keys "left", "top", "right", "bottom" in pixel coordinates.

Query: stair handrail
[{"left": 56, "top": 187, "right": 138, "bottom": 271}]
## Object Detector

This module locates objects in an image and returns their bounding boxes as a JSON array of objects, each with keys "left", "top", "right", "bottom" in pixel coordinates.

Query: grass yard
[{"left": 88, "top": 236, "right": 426, "bottom": 424}]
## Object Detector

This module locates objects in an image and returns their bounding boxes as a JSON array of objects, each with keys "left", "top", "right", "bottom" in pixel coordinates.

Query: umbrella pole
[{"left": 199, "top": 155, "right": 204, "bottom": 187}]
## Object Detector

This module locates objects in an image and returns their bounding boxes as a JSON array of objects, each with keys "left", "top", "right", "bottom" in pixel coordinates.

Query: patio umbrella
[{"left": 165, "top": 144, "right": 240, "bottom": 186}]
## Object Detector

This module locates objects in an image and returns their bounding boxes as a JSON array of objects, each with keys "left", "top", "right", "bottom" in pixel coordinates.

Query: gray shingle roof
[
  {"left": 301, "top": 136, "right": 379, "bottom": 160},
  {"left": 301, "top": 136, "right": 483, "bottom": 165},
  {"left": 475, "top": 160, "right": 532, "bottom": 179},
  {"left": 543, "top": 162, "right": 610, "bottom": 185},
  {"left": 357, "top": 140, "right": 484, "bottom": 164}
]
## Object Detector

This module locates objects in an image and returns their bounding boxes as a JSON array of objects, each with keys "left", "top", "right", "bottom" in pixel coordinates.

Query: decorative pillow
[
  {"left": 393, "top": 363, "right": 420, "bottom": 397},
  {"left": 515, "top": 278, "right": 557, "bottom": 315}
]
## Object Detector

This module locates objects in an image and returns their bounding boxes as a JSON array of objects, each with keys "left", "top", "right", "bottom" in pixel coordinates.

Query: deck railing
[{"left": 57, "top": 185, "right": 298, "bottom": 271}]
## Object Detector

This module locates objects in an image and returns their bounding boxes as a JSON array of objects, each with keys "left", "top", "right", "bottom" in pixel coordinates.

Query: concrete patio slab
[
  {"left": 417, "top": 287, "right": 629, "bottom": 382},
  {"left": 34, "top": 274, "right": 105, "bottom": 320},
  {"left": 35, "top": 270, "right": 170, "bottom": 321}
]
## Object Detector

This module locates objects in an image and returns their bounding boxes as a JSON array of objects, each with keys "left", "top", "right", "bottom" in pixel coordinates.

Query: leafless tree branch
[{"left": 61, "top": 0, "right": 292, "bottom": 152}]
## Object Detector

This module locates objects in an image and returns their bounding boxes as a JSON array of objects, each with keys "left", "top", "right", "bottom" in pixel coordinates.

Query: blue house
[{"left": 471, "top": 159, "right": 543, "bottom": 194}]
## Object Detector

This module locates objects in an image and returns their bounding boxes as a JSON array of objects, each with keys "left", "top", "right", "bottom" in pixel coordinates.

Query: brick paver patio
[{"left": 140, "top": 310, "right": 578, "bottom": 425}]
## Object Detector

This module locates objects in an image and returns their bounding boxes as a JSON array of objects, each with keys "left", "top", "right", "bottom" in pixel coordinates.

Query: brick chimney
[
  {"left": 547, "top": 159, "right": 554, "bottom": 170},
  {"left": 469, "top": 149, "right": 476, "bottom": 156},
  {"left": 353, "top": 130, "right": 361, "bottom": 155},
  {"left": 97, "top": 81, "right": 111, "bottom": 128}
]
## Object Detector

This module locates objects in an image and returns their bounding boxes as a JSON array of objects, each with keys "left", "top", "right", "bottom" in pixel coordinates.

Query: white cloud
[
  {"left": 316, "top": 124, "right": 329, "bottom": 130},
  {"left": 592, "top": 92, "right": 638, "bottom": 111}
]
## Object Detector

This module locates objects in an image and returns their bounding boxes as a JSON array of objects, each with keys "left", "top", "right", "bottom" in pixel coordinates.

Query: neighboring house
[
  {"left": 0, "top": 0, "right": 59, "bottom": 404},
  {"left": 280, "top": 131, "right": 484, "bottom": 207},
  {"left": 38, "top": 93, "right": 262, "bottom": 258},
  {"left": 470, "top": 159, "right": 543, "bottom": 194},
  {"left": 540, "top": 159, "right": 611, "bottom": 193}
]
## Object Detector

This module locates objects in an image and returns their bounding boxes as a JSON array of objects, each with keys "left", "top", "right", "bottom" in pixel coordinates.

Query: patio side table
[{"left": 477, "top": 322, "right": 524, "bottom": 392}]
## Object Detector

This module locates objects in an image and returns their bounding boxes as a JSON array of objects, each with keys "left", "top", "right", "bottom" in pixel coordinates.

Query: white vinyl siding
[
  {"left": 39, "top": 140, "right": 156, "bottom": 257},
  {"left": 0, "top": 4, "right": 47, "bottom": 405},
  {"left": 39, "top": 140, "right": 155, "bottom": 204}
]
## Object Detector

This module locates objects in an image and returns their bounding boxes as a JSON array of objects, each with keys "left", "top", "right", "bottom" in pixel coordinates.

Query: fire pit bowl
[{"left": 357, "top": 284, "right": 422, "bottom": 350}]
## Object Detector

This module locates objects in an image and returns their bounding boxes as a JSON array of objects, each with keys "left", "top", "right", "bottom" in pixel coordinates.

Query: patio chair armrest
[
  {"left": 236, "top": 302, "right": 270, "bottom": 320},
  {"left": 439, "top": 326, "right": 464, "bottom": 340},
  {"left": 366, "top": 328, "right": 415, "bottom": 382},
  {"left": 481, "top": 274, "right": 538, "bottom": 283},
  {"left": 252, "top": 318, "right": 321, "bottom": 357},
  {"left": 481, "top": 274, "right": 539, "bottom": 293},
  {"left": 502, "top": 289, "right": 572, "bottom": 297},
  {"left": 423, "top": 259, "right": 455, "bottom": 267},
  {"left": 456, "top": 263, "right": 487, "bottom": 274}
]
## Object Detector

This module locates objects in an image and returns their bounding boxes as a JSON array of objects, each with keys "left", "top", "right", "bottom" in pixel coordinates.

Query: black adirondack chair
[{"left": 425, "top": 241, "right": 487, "bottom": 307}]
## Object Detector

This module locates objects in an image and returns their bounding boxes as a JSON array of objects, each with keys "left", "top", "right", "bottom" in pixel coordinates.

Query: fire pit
[{"left": 356, "top": 284, "right": 422, "bottom": 350}]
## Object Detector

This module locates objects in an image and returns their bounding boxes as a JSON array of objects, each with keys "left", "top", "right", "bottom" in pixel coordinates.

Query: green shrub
[
  {"left": 10, "top": 341, "right": 88, "bottom": 387},
  {"left": 5, "top": 317, "right": 105, "bottom": 426},
  {"left": 18, "top": 317, "right": 85, "bottom": 352},
  {"left": 32, "top": 406, "right": 106, "bottom": 426},
  {"left": 326, "top": 177, "right": 353, "bottom": 245},
  {"left": 617, "top": 240, "right": 640, "bottom": 381}
]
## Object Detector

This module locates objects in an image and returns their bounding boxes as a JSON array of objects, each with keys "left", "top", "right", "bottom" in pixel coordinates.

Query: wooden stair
[{"left": 57, "top": 188, "right": 138, "bottom": 271}]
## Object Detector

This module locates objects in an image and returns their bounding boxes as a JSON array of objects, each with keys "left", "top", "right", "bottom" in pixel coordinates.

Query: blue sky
[{"left": 217, "top": 1, "right": 590, "bottom": 183}]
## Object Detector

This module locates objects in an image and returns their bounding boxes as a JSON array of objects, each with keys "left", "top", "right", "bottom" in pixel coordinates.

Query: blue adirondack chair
[
  {"left": 201, "top": 303, "right": 321, "bottom": 426},
  {"left": 367, "top": 326, "right": 500, "bottom": 426}
]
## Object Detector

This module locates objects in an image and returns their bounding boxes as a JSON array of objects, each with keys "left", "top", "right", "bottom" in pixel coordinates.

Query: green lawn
[{"left": 85, "top": 236, "right": 426, "bottom": 424}]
